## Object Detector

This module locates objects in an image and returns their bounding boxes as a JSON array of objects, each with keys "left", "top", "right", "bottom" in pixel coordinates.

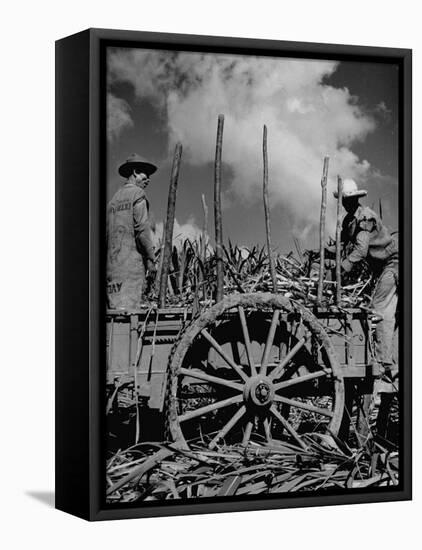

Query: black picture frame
[{"left": 55, "top": 28, "right": 412, "bottom": 521}]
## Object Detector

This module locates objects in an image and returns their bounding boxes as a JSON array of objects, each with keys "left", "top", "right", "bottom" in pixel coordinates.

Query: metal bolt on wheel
[{"left": 167, "top": 293, "right": 344, "bottom": 450}]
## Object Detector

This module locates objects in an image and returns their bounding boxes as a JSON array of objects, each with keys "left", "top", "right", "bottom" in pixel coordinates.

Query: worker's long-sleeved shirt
[
  {"left": 132, "top": 192, "right": 155, "bottom": 265},
  {"left": 107, "top": 182, "right": 155, "bottom": 267},
  {"left": 340, "top": 204, "right": 398, "bottom": 273}
]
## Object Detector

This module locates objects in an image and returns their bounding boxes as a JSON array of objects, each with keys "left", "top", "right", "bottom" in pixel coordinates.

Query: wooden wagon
[{"left": 106, "top": 292, "right": 380, "bottom": 451}]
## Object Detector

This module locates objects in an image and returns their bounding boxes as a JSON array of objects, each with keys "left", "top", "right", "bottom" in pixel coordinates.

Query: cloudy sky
[{"left": 106, "top": 47, "right": 399, "bottom": 253}]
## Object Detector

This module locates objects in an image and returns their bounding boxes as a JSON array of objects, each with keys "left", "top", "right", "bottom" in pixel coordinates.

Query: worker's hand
[
  {"left": 145, "top": 259, "right": 157, "bottom": 297},
  {"left": 146, "top": 259, "right": 157, "bottom": 278},
  {"left": 324, "top": 259, "right": 336, "bottom": 269},
  {"left": 324, "top": 245, "right": 336, "bottom": 258}
]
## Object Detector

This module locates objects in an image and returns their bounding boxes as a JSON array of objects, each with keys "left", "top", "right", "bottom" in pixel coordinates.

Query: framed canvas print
[{"left": 55, "top": 28, "right": 412, "bottom": 520}]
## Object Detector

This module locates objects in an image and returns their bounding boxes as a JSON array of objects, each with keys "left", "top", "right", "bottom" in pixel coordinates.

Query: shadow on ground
[{"left": 26, "top": 491, "right": 55, "bottom": 508}]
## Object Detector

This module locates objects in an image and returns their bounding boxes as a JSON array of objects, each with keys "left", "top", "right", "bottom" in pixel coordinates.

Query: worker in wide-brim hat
[
  {"left": 106, "top": 154, "right": 158, "bottom": 310},
  {"left": 332, "top": 178, "right": 397, "bottom": 274},
  {"left": 333, "top": 178, "right": 368, "bottom": 199},
  {"left": 333, "top": 177, "right": 399, "bottom": 438},
  {"left": 118, "top": 153, "right": 158, "bottom": 179}
]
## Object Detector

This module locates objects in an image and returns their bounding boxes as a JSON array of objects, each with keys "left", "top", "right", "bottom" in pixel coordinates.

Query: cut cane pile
[
  {"left": 106, "top": 427, "right": 399, "bottom": 503},
  {"left": 146, "top": 239, "right": 373, "bottom": 310}
]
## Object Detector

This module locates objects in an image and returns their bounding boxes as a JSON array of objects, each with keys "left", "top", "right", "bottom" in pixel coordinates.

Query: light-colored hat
[
  {"left": 333, "top": 178, "right": 367, "bottom": 199},
  {"left": 118, "top": 153, "right": 157, "bottom": 179}
]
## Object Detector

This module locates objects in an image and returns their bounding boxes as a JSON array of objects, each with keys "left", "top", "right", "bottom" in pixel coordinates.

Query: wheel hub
[{"left": 244, "top": 376, "right": 275, "bottom": 407}]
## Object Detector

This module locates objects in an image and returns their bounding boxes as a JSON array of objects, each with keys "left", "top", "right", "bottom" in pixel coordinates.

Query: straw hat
[
  {"left": 118, "top": 154, "right": 157, "bottom": 178},
  {"left": 333, "top": 178, "right": 367, "bottom": 199}
]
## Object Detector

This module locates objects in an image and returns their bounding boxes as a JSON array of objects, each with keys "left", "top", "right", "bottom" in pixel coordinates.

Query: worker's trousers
[
  {"left": 107, "top": 251, "right": 146, "bottom": 310},
  {"left": 372, "top": 262, "right": 399, "bottom": 393}
]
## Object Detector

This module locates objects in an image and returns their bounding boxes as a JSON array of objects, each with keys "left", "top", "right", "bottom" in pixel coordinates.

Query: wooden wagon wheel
[{"left": 167, "top": 293, "right": 344, "bottom": 450}]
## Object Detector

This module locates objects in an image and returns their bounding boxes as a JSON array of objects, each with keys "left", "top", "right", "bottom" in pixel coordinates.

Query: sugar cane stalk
[
  {"left": 262, "top": 125, "right": 277, "bottom": 292},
  {"left": 158, "top": 142, "right": 183, "bottom": 309},
  {"left": 214, "top": 114, "right": 224, "bottom": 303},
  {"left": 335, "top": 175, "right": 343, "bottom": 305},
  {"left": 317, "top": 156, "right": 330, "bottom": 304}
]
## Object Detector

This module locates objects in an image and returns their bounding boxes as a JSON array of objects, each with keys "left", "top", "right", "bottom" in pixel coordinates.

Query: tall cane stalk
[
  {"left": 317, "top": 156, "right": 330, "bottom": 304},
  {"left": 214, "top": 115, "right": 225, "bottom": 303},
  {"left": 262, "top": 125, "right": 277, "bottom": 293},
  {"left": 335, "top": 175, "right": 343, "bottom": 305},
  {"left": 158, "top": 143, "right": 183, "bottom": 309}
]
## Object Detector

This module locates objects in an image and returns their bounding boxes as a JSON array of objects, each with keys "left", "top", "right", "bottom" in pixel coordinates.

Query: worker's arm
[
  {"left": 133, "top": 196, "right": 155, "bottom": 268},
  {"left": 325, "top": 217, "right": 349, "bottom": 256},
  {"left": 341, "top": 230, "right": 370, "bottom": 272}
]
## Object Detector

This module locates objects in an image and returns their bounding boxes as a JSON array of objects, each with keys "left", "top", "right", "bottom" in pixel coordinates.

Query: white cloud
[
  {"left": 153, "top": 217, "right": 202, "bottom": 249},
  {"left": 107, "top": 93, "right": 133, "bottom": 141},
  {"left": 108, "top": 49, "right": 377, "bottom": 233}
]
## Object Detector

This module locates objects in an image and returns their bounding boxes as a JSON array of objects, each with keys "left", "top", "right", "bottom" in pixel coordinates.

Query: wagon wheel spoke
[
  {"left": 263, "top": 417, "right": 272, "bottom": 443},
  {"left": 269, "top": 336, "right": 307, "bottom": 381},
  {"left": 242, "top": 420, "right": 253, "bottom": 446},
  {"left": 269, "top": 405, "right": 308, "bottom": 450},
  {"left": 179, "top": 394, "right": 243, "bottom": 423},
  {"left": 180, "top": 368, "right": 244, "bottom": 392},
  {"left": 201, "top": 329, "right": 249, "bottom": 382},
  {"left": 273, "top": 370, "right": 329, "bottom": 392},
  {"left": 260, "top": 309, "right": 280, "bottom": 376},
  {"left": 208, "top": 405, "right": 246, "bottom": 449},
  {"left": 238, "top": 306, "right": 257, "bottom": 376},
  {"left": 274, "top": 395, "right": 334, "bottom": 418}
]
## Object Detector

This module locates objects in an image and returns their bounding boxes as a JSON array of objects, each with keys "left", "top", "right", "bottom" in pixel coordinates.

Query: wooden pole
[
  {"left": 200, "top": 193, "right": 208, "bottom": 303},
  {"left": 262, "top": 125, "right": 277, "bottom": 293},
  {"left": 201, "top": 193, "right": 209, "bottom": 260},
  {"left": 335, "top": 175, "right": 343, "bottom": 305},
  {"left": 214, "top": 114, "right": 224, "bottom": 303},
  {"left": 317, "top": 156, "right": 330, "bottom": 305},
  {"left": 158, "top": 142, "right": 183, "bottom": 309}
]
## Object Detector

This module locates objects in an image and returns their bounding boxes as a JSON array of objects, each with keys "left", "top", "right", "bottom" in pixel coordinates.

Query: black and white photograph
[
  {"left": 2, "top": 0, "right": 420, "bottom": 543},
  {"left": 104, "top": 44, "right": 404, "bottom": 506}
]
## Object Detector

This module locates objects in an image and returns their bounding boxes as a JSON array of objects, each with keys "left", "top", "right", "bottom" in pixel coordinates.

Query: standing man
[
  {"left": 107, "top": 154, "right": 158, "bottom": 310},
  {"left": 333, "top": 179, "right": 399, "bottom": 436}
]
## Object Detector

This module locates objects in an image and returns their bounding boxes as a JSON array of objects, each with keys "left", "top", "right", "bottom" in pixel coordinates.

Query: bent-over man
[{"left": 333, "top": 179, "right": 398, "bottom": 436}]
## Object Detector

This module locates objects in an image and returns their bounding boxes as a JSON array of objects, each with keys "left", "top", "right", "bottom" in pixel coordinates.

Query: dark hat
[{"left": 118, "top": 153, "right": 158, "bottom": 179}]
